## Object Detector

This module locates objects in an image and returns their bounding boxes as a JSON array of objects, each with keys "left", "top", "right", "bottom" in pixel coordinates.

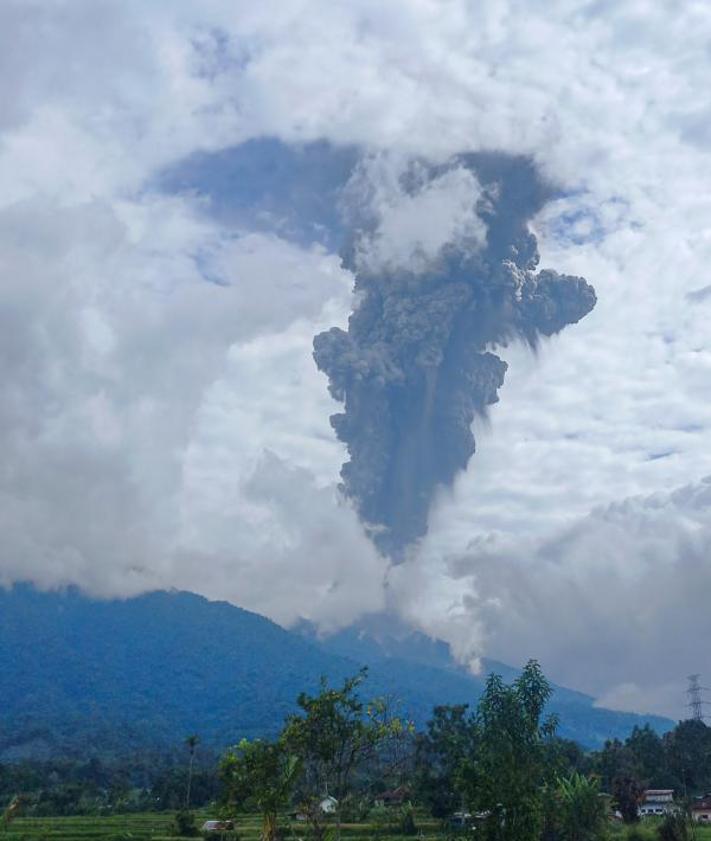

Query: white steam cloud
[
  {"left": 389, "top": 477, "right": 711, "bottom": 718},
  {"left": 344, "top": 153, "right": 487, "bottom": 275}
]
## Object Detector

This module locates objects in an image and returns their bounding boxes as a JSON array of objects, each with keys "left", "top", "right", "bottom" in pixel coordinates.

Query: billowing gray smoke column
[{"left": 314, "top": 153, "right": 596, "bottom": 557}]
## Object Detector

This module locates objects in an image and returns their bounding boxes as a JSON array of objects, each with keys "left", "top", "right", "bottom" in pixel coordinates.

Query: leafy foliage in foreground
[
  {"left": 219, "top": 662, "right": 613, "bottom": 841},
  {"left": 221, "top": 739, "right": 300, "bottom": 841},
  {"left": 222, "top": 671, "right": 410, "bottom": 841},
  {"left": 546, "top": 772, "right": 608, "bottom": 841},
  {"left": 464, "top": 664, "right": 556, "bottom": 839}
]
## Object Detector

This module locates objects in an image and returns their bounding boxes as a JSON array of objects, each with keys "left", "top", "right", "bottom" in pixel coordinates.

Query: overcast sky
[{"left": 2, "top": 0, "right": 711, "bottom": 719}]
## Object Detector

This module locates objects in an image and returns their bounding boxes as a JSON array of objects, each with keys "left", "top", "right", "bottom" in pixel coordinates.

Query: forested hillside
[{"left": 0, "top": 585, "right": 672, "bottom": 759}]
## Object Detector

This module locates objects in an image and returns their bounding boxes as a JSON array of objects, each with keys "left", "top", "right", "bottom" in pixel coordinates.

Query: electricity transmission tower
[{"left": 687, "top": 674, "right": 710, "bottom": 721}]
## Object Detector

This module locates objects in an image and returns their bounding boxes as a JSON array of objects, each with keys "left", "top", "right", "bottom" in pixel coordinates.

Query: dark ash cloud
[{"left": 314, "top": 153, "right": 596, "bottom": 556}]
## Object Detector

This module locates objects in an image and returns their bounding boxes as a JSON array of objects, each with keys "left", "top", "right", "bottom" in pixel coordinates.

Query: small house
[
  {"left": 319, "top": 795, "right": 338, "bottom": 814},
  {"left": 290, "top": 796, "right": 338, "bottom": 822},
  {"left": 639, "top": 789, "right": 675, "bottom": 818},
  {"left": 374, "top": 786, "right": 411, "bottom": 807},
  {"left": 691, "top": 797, "right": 711, "bottom": 823}
]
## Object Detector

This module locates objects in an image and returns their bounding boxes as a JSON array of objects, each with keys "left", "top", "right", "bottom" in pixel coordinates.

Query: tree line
[
  {"left": 0, "top": 752, "right": 220, "bottom": 816},
  {"left": 216, "top": 662, "right": 707, "bottom": 841},
  {"left": 2, "top": 662, "right": 710, "bottom": 841}
]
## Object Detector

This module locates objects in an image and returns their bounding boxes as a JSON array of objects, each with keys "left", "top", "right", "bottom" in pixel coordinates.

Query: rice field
[
  {"left": 5, "top": 812, "right": 176, "bottom": 841},
  {"left": 2, "top": 812, "right": 445, "bottom": 841},
  {"left": 5, "top": 811, "right": 711, "bottom": 841}
]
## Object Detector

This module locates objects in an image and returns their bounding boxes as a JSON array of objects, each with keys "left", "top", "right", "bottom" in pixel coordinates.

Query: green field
[
  {"left": 607, "top": 823, "right": 711, "bottom": 840},
  {"left": 5, "top": 813, "right": 711, "bottom": 841},
  {"left": 3, "top": 812, "right": 444, "bottom": 841}
]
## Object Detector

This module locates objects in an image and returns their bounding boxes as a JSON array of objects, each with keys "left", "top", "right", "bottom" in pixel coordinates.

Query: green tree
[
  {"left": 612, "top": 774, "right": 644, "bottom": 824},
  {"left": 220, "top": 739, "right": 300, "bottom": 841},
  {"left": 543, "top": 738, "right": 590, "bottom": 781},
  {"left": 282, "top": 670, "right": 409, "bottom": 840},
  {"left": 460, "top": 660, "right": 557, "bottom": 841},
  {"left": 626, "top": 726, "right": 666, "bottom": 787},
  {"left": 414, "top": 704, "right": 474, "bottom": 817},
  {"left": 664, "top": 720, "right": 711, "bottom": 795},
  {"left": 595, "top": 738, "right": 640, "bottom": 794}
]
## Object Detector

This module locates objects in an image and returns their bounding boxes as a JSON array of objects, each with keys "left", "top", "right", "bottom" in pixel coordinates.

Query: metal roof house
[
  {"left": 639, "top": 789, "right": 675, "bottom": 818},
  {"left": 691, "top": 797, "right": 711, "bottom": 823}
]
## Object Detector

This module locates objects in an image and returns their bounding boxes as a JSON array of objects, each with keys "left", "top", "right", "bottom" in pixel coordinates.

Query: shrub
[
  {"left": 657, "top": 812, "right": 689, "bottom": 841},
  {"left": 339, "top": 795, "right": 370, "bottom": 823},
  {"left": 368, "top": 805, "right": 395, "bottom": 838},
  {"left": 398, "top": 804, "right": 417, "bottom": 836},
  {"left": 171, "top": 809, "right": 199, "bottom": 837},
  {"left": 556, "top": 772, "right": 608, "bottom": 841}
]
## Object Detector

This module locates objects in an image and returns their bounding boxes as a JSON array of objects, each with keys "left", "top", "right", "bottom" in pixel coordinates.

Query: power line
[{"left": 686, "top": 674, "right": 710, "bottom": 722}]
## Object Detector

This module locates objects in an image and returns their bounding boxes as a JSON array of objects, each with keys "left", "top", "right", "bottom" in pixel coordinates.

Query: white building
[
  {"left": 292, "top": 796, "right": 339, "bottom": 822},
  {"left": 319, "top": 795, "right": 338, "bottom": 814},
  {"left": 639, "top": 789, "right": 675, "bottom": 817}
]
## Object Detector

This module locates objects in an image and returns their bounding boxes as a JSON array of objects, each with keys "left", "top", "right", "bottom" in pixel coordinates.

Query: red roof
[{"left": 378, "top": 786, "right": 411, "bottom": 802}]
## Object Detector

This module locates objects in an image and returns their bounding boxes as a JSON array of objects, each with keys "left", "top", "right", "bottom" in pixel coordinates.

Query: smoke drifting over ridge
[{"left": 314, "top": 153, "right": 597, "bottom": 556}]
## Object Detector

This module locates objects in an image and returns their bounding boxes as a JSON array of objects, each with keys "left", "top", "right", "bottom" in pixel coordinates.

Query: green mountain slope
[{"left": 0, "top": 584, "right": 672, "bottom": 759}]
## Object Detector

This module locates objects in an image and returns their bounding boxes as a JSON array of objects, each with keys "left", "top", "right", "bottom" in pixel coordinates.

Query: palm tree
[{"left": 185, "top": 734, "right": 200, "bottom": 810}]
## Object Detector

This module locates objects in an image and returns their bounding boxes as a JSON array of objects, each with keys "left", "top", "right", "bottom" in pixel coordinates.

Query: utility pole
[{"left": 687, "top": 675, "right": 710, "bottom": 722}]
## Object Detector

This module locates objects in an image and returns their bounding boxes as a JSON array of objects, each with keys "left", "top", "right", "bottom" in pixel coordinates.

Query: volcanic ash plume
[{"left": 313, "top": 153, "right": 596, "bottom": 557}]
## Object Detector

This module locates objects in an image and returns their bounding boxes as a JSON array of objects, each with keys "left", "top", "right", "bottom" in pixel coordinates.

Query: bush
[
  {"left": 657, "top": 812, "right": 689, "bottom": 841},
  {"left": 368, "top": 806, "right": 391, "bottom": 836},
  {"left": 555, "top": 772, "right": 608, "bottom": 841},
  {"left": 398, "top": 804, "right": 417, "bottom": 836},
  {"left": 339, "top": 795, "right": 371, "bottom": 823},
  {"left": 171, "top": 809, "right": 199, "bottom": 837}
]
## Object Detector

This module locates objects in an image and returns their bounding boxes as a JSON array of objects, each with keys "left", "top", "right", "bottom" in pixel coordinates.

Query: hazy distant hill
[{"left": 0, "top": 585, "right": 672, "bottom": 760}]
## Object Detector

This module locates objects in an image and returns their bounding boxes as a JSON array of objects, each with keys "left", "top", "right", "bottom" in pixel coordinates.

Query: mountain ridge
[{"left": 0, "top": 584, "right": 672, "bottom": 759}]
